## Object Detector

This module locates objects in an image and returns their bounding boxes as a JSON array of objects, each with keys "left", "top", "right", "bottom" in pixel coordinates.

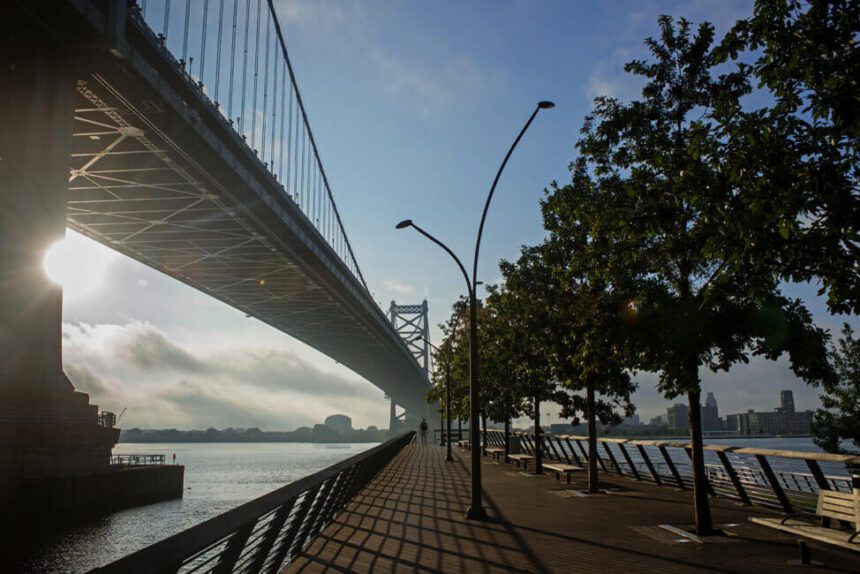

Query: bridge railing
[
  {"left": 486, "top": 429, "right": 860, "bottom": 515},
  {"left": 131, "top": 0, "right": 368, "bottom": 290},
  {"left": 110, "top": 454, "right": 166, "bottom": 467},
  {"left": 94, "top": 431, "right": 414, "bottom": 574}
]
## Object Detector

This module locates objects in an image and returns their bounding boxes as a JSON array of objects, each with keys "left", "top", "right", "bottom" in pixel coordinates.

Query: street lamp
[
  {"left": 414, "top": 315, "right": 461, "bottom": 462},
  {"left": 396, "top": 100, "right": 554, "bottom": 520}
]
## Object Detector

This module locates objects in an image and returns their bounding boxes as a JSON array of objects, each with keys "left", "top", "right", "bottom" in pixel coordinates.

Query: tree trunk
[
  {"left": 504, "top": 399, "right": 511, "bottom": 463},
  {"left": 688, "top": 387, "right": 714, "bottom": 535},
  {"left": 534, "top": 395, "right": 543, "bottom": 474},
  {"left": 458, "top": 417, "right": 462, "bottom": 442},
  {"left": 586, "top": 381, "right": 599, "bottom": 494},
  {"left": 481, "top": 411, "right": 488, "bottom": 456}
]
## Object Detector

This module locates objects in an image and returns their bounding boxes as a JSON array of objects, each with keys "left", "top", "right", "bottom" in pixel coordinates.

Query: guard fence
[
  {"left": 484, "top": 429, "right": 860, "bottom": 515},
  {"left": 94, "top": 431, "right": 414, "bottom": 574}
]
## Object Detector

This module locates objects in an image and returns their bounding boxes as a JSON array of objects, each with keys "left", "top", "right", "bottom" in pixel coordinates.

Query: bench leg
[{"left": 566, "top": 473, "right": 571, "bottom": 484}]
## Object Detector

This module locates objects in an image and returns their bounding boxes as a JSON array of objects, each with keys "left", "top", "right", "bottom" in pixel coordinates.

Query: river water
[
  {"left": 8, "top": 437, "right": 842, "bottom": 573},
  {"left": 12, "top": 442, "right": 376, "bottom": 573}
]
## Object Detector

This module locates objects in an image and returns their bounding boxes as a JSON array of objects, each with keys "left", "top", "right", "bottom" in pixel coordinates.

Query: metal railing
[
  {"left": 94, "top": 431, "right": 413, "bottom": 574},
  {"left": 485, "top": 429, "right": 860, "bottom": 515},
  {"left": 110, "top": 454, "right": 167, "bottom": 467},
  {"left": 129, "top": 0, "right": 368, "bottom": 289}
]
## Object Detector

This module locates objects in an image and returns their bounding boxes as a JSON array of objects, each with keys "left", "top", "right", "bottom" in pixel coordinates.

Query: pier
[
  {"left": 285, "top": 443, "right": 859, "bottom": 573},
  {"left": 93, "top": 433, "right": 859, "bottom": 572}
]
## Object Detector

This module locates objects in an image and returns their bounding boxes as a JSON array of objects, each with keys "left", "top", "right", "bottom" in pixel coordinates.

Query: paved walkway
[{"left": 285, "top": 444, "right": 860, "bottom": 573}]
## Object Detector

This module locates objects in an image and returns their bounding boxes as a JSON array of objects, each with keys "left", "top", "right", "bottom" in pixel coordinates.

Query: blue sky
[{"left": 58, "top": 0, "right": 856, "bottom": 431}]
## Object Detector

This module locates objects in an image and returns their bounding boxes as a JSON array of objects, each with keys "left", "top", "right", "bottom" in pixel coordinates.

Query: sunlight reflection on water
[{"left": 14, "top": 442, "right": 375, "bottom": 573}]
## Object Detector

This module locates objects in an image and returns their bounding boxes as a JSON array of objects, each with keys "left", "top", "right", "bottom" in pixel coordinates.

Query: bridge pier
[{"left": 0, "top": 44, "right": 119, "bottom": 509}]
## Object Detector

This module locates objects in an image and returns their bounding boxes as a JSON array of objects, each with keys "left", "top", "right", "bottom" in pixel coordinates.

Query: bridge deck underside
[{"left": 65, "top": 71, "right": 426, "bottom": 408}]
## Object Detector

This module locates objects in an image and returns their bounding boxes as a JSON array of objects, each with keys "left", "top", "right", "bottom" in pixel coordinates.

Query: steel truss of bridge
[{"left": 7, "top": 0, "right": 431, "bottom": 415}]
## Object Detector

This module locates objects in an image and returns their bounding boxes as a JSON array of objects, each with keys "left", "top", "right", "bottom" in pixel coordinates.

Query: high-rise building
[
  {"left": 779, "top": 390, "right": 796, "bottom": 414},
  {"left": 702, "top": 392, "right": 720, "bottom": 431},
  {"left": 729, "top": 391, "right": 812, "bottom": 435},
  {"left": 666, "top": 404, "right": 689, "bottom": 432}
]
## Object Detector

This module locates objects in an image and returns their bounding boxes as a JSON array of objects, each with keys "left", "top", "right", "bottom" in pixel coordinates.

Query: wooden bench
[
  {"left": 508, "top": 454, "right": 533, "bottom": 470},
  {"left": 457, "top": 440, "right": 470, "bottom": 450},
  {"left": 485, "top": 447, "right": 504, "bottom": 460},
  {"left": 543, "top": 463, "right": 582, "bottom": 484},
  {"left": 751, "top": 489, "right": 859, "bottom": 552}
]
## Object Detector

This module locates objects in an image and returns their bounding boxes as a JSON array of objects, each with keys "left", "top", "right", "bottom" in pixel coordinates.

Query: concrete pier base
[{"left": 0, "top": 36, "right": 119, "bottom": 508}]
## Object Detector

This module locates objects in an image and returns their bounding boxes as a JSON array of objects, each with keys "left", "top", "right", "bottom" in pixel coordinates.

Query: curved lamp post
[
  {"left": 415, "top": 310, "right": 462, "bottom": 462},
  {"left": 397, "top": 100, "right": 554, "bottom": 520}
]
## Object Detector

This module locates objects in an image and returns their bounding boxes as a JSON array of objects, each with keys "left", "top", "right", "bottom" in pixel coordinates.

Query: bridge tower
[
  {"left": 387, "top": 301, "right": 433, "bottom": 434},
  {"left": 0, "top": 30, "right": 119, "bottom": 508},
  {"left": 388, "top": 300, "right": 430, "bottom": 376}
]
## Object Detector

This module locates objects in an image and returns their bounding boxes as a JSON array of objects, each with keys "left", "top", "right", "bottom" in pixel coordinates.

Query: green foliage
[
  {"left": 717, "top": 0, "right": 860, "bottom": 313},
  {"left": 570, "top": 14, "right": 833, "bottom": 533},
  {"left": 813, "top": 324, "right": 860, "bottom": 454},
  {"left": 427, "top": 297, "right": 470, "bottom": 421}
]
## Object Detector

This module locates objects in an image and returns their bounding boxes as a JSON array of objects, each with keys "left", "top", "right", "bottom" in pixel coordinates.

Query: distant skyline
[{"left": 57, "top": 0, "right": 856, "bottom": 431}]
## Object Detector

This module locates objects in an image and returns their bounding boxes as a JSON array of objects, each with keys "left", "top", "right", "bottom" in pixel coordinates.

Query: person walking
[{"left": 419, "top": 418, "right": 428, "bottom": 446}]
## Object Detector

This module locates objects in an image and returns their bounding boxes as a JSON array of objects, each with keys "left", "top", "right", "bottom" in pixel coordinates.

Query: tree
[
  {"left": 427, "top": 299, "right": 470, "bottom": 429},
  {"left": 572, "top": 16, "right": 833, "bottom": 534},
  {"left": 717, "top": 0, "right": 860, "bottom": 314},
  {"left": 536, "top": 185, "right": 639, "bottom": 493},
  {"left": 493, "top": 259, "right": 559, "bottom": 475},
  {"left": 813, "top": 324, "right": 860, "bottom": 455},
  {"left": 479, "top": 290, "right": 528, "bottom": 460}
]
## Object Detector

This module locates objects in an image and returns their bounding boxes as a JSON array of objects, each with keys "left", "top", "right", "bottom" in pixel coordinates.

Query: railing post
[
  {"left": 262, "top": 486, "right": 319, "bottom": 574},
  {"left": 602, "top": 443, "right": 624, "bottom": 475},
  {"left": 213, "top": 521, "right": 255, "bottom": 574},
  {"left": 659, "top": 446, "right": 685, "bottom": 490},
  {"left": 805, "top": 460, "right": 831, "bottom": 492},
  {"left": 552, "top": 437, "right": 571, "bottom": 464},
  {"left": 756, "top": 455, "right": 794, "bottom": 514},
  {"left": 717, "top": 451, "right": 750, "bottom": 505},
  {"left": 247, "top": 500, "right": 296, "bottom": 573},
  {"left": 685, "top": 446, "right": 716, "bottom": 496},
  {"left": 575, "top": 439, "right": 591, "bottom": 467},
  {"left": 636, "top": 445, "right": 662, "bottom": 485},
  {"left": 617, "top": 443, "right": 640, "bottom": 480},
  {"left": 563, "top": 437, "right": 583, "bottom": 467}
]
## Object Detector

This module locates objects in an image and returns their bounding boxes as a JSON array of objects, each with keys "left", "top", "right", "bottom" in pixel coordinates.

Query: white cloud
[
  {"left": 369, "top": 47, "right": 484, "bottom": 115},
  {"left": 274, "top": 0, "right": 346, "bottom": 29},
  {"left": 382, "top": 279, "right": 416, "bottom": 296},
  {"left": 62, "top": 321, "right": 387, "bottom": 430},
  {"left": 586, "top": 48, "right": 642, "bottom": 102}
]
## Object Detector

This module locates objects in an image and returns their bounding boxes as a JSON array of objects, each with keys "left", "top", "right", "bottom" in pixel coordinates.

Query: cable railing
[
  {"left": 94, "top": 431, "right": 413, "bottom": 573},
  {"left": 110, "top": 454, "right": 167, "bottom": 467},
  {"left": 485, "top": 429, "right": 859, "bottom": 516},
  {"left": 130, "top": 0, "right": 368, "bottom": 290}
]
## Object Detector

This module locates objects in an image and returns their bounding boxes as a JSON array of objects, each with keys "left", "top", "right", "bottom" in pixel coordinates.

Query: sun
[{"left": 43, "top": 231, "right": 116, "bottom": 300}]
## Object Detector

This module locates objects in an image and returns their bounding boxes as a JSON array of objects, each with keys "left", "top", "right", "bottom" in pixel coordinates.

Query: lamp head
[
  {"left": 538, "top": 101, "right": 555, "bottom": 109},
  {"left": 395, "top": 219, "right": 413, "bottom": 230}
]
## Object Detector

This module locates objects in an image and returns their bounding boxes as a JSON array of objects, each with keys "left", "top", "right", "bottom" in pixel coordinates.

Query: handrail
[
  {"left": 94, "top": 432, "right": 414, "bottom": 574},
  {"left": 491, "top": 430, "right": 858, "bottom": 516},
  {"left": 554, "top": 434, "right": 860, "bottom": 465}
]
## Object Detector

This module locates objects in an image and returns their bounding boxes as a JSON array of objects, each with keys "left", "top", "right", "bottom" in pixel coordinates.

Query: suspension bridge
[{"left": 0, "top": 0, "right": 431, "bottom": 504}]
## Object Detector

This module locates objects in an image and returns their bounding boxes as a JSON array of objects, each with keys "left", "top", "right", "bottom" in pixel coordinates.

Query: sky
[{"left": 56, "top": 0, "right": 857, "bottom": 431}]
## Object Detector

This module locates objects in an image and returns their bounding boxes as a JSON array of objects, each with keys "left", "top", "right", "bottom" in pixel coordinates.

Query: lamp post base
[{"left": 466, "top": 506, "right": 487, "bottom": 521}]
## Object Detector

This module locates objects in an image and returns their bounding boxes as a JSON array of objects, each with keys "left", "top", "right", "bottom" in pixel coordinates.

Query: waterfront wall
[{"left": 21, "top": 465, "right": 184, "bottom": 517}]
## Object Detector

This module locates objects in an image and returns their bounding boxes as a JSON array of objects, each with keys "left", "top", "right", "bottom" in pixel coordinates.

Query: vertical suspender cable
[
  {"left": 228, "top": 0, "right": 238, "bottom": 119},
  {"left": 300, "top": 124, "right": 306, "bottom": 211},
  {"left": 271, "top": 49, "right": 279, "bottom": 171},
  {"left": 215, "top": 0, "right": 224, "bottom": 103},
  {"left": 265, "top": 0, "right": 368, "bottom": 289},
  {"left": 261, "top": 8, "right": 271, "bottom": 162},
  {"left": 240, "top": 0, "right": 251, "bottom": 133},
  {"left": 278, "top": 60, "right": 287, "bottom": 180},
  {"left": 182, "top": 0, "right": 190, "bottom": 65},
  {"left": 200, "top": 0, "right": 210, "bottom": 81},
  {"left": 287, "top": 87, "right": 294, "bottom": 192},
  {"left": 251, "top": 0, "right": 262, "bottom": 153},
  {"left": 163, "top": 0, "right": 170, "bottom": 41}
]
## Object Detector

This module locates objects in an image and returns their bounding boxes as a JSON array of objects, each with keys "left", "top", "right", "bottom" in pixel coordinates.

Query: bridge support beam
[{"left": 0, "top": 44, "right": 118, "bottom": 509}]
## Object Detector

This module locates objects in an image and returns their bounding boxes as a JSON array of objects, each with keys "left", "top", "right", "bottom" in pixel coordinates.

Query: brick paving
[{"left": 285, "top": 443, "right": 860, "bottom": 573}]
